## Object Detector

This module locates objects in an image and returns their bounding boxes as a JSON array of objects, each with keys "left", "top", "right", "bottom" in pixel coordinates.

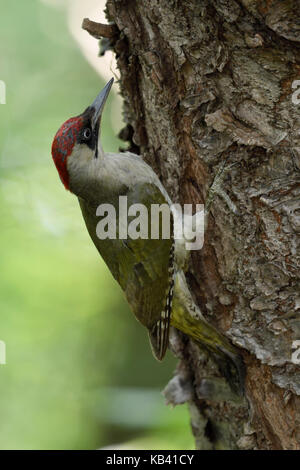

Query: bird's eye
[{"left": 82, "top": 127, "right": 92, "bottom": 141}]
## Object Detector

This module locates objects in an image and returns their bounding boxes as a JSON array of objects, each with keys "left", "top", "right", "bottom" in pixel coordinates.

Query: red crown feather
[{"left": 51, "top": 116, "right": 83, "bottom": 189}]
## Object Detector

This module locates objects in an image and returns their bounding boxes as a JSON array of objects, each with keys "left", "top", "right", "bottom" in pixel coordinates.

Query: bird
[{"left": 51, "top": 78, "right": 244, "bottom": 393}]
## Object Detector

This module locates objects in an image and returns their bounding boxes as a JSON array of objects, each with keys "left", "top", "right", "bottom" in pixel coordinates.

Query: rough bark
[{"left": 91, "top": 0, "right": 300, "bottom": 449}]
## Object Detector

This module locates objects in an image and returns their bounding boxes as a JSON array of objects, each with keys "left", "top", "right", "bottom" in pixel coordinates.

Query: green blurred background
[{"left": 0, "top": 0, "right": 193, "bottom": 449}]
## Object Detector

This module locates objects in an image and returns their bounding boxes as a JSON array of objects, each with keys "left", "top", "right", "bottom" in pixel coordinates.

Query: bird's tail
[{"left": 171, "top": 272, "right": 245, "bottom": 396}]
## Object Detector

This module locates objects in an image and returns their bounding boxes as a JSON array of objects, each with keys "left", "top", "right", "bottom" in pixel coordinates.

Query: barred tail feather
[
  {"left": 148, "top": 243, "right": 175, "bottom": 361},
  {"left": 149, "top": 306, "right": 172, "bottom": 361}
]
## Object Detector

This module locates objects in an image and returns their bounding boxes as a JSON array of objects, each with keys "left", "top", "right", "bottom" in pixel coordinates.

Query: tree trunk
[{"left": 88, "top": 0, "right": 300, "bottom": 449}]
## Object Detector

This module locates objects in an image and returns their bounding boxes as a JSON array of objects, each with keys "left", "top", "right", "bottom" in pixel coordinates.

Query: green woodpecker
[{"left": 51, "top": 79, "right": 244, "bottom": 392}]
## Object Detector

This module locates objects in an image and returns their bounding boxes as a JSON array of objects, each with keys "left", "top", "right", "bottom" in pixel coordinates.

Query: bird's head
[{"left": 51, "top": 78, "right": 114, "bottom": 191}]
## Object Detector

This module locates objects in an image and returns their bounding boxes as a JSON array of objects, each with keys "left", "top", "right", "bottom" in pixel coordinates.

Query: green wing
[{"left": 79, "top": 182, "right": 174, "bottom": 360}]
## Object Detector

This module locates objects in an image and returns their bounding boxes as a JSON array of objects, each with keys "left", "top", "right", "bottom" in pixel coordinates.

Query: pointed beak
[{"left": 91, "top": 77, "right": 114, "bottom": 129}]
